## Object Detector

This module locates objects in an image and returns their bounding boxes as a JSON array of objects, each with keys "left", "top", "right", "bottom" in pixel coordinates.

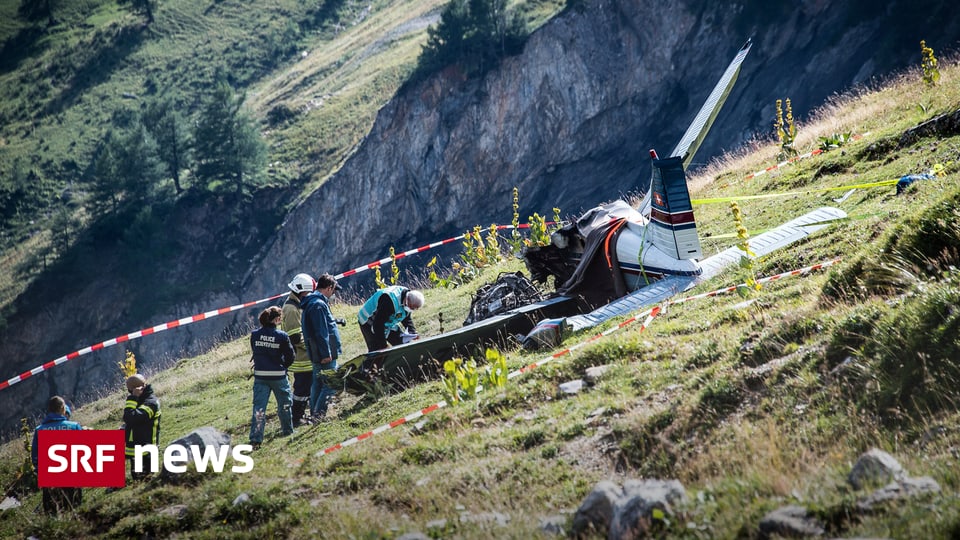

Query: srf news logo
[{"left": 37, "top": 430, "right": 254, "bottom": 488}]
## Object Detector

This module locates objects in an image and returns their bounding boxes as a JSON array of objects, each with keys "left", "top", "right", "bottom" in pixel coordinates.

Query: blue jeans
[
  {"left": 250, "top": 377, "right": 293, "bottom": 443},
  {"left": 310, "top": 360, "right": 337, "bottom": 418}
]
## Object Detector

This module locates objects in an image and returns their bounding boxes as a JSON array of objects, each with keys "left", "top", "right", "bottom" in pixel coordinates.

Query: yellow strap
[{"left": 692, "top": 179, "right": 899, "bottom": 205}]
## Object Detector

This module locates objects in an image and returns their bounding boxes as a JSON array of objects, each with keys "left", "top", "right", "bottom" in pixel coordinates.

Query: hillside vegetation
[
  {"left": 1, "top": 47, "right": 959, "bottom": 538},
  {"left": 0, "top": 0, "right": 564, "bottom": 325}
]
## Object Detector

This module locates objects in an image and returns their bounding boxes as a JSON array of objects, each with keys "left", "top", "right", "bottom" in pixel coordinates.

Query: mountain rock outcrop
[{"left": 2, "top": 0, "right": 959, "bottom": 435}]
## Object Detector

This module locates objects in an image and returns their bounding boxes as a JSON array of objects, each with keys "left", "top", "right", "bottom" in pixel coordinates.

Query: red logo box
[{"left": 37, "top": 430, "right": 126, "bottom": 488}]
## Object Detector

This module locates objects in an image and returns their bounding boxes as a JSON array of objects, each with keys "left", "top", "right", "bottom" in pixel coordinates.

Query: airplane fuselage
[{"left": 617, "top": 217, "right": 702, "bottom": 290}]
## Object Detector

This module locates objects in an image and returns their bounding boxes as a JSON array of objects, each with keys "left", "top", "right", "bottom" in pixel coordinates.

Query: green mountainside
[
  {"left": 1, "top": 50, "right": 959, "bottom": 538},
  {"left": 0, "top": 0, "right": 562, "bottom": 319}
]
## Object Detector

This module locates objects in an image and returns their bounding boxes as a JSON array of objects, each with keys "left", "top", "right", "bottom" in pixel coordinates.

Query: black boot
[{"left": 292, "top": 400, "right": 306, "bottom": 427}]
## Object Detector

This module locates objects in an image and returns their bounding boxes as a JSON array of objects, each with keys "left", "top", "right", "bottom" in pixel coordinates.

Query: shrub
[
  {"left": 823, "top": 301, "right": 886, "bottom": 368},
  {"left": 697, "top": 376, "right": 743, "bottom": 419},
  {"left": 920, "top": 40, "right": 941, "bottom": 86},
  {"left": 867, "top": 274, "right": 960, "bottom": 420}
]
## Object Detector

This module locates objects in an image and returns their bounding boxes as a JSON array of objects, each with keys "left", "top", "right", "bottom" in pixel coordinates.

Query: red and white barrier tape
[
  {"left": 744, "top": 135, "right": 865, "bottom": 180},
  {"left": 744, "top": 149, "right": 823, "bottom": 180},
  {"left": 316, "top": 307, "right": 661, "bottom": 457},
  {"left": 0, "top": 293, "right": 286, "bottom": 391},
  {"left": 315, "top": 257, "right": 842, "bottom": 457},
  {"left": 1, "top": 223, "right": 552, "bottom": 392},
  {"left": 666, "top": 258, "right": 842, "bottom": 306},
  {"left": 334, "top": 223, "right": 546, "bottom": 279}
]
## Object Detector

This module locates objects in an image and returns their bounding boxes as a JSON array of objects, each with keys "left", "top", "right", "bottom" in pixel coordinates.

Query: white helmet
[{"left": 288, "top": 273, "right": 316, "bottom": 294}]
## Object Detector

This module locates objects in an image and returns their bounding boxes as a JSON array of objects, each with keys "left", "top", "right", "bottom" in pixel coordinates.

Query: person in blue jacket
[
  {"left": 249, "top": 306, "right": 296, "bottom": 448},
  {"left": 31, "top": 396, "right": 84, "bottom": 513},
  {"left": 301, "top": 273, "right": 342, "bottom": 420}
]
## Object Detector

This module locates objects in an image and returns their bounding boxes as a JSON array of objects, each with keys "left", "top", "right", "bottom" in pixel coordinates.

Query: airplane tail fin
[
  {"left": 638, "top": 39, "right": 752, "bottom": 229},
  {"left": 649, "top": 154, "right": 702, "bottom": 260},
  {"left": 671, "top": 39, "right": 752, "bottom": 167}
]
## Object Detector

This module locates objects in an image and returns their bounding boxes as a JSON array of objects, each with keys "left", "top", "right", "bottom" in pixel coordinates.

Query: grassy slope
[
  {"left": 0, "top": 0, "right": 563, "bottom": 313},
  {"left": 3, "top": 25, "right": 960, "bottom": 540}
]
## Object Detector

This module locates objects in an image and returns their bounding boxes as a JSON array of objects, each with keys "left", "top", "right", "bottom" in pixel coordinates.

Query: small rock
[
  {"left": 158, "top": 504, "right": 189, "bottom": 519},
  {"left": 232, "top": 493, "right": 251, "bottom": 506},
  {"left": 621, "top": 479, "right": 686, "bottom": 506},
  {"left": 584, "top": 365, "right": 611, "bottom": 384},
  {"left": 539, "top": 514, "right": 566, "bottom": 535},
  {"left": 609, "top": 479, "right": 687, "bottom": 540},
  {"left": 459, "top": 510, "right": 510, "bottom": 526},
  {"left": 758, "top": 505, "right": 825, "bottom": 538},
  {"left": 571, "top": 480, "right": 622, "bottom": 537},
  {"left": 425, "top": 518, "right": 447, "bottom": 530},
  {"left": 857, "top": 476, "right": 941, "bottom": 512},
  {"left": 0, "top": 496, "right": 21, "bottom": 511},
  {"left": 559, "top": 379, "right": 585, "bottom": 395},
  {"left": 396, "top": 533, "right": 429, "bottom": 540},
  {"left": 848, "top": 448, "right": 905, "bottom": 490}
]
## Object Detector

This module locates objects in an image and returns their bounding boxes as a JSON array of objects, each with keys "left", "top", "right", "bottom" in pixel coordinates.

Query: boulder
[{"left": 848, "top": 448, "right": 905, "bottom": 490}]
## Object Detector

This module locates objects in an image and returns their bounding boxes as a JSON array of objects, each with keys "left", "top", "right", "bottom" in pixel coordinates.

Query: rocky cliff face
[
  {"left": 2, "top": 0, "right": 959, "bottom": 435},
  {"left": 246, "top": 0, "right": 960, "bottom": 292}
]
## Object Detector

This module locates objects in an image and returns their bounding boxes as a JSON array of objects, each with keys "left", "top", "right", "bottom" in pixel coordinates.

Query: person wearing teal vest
[{"left": 357, "top": 286, "right": 424, "bottom": 351}]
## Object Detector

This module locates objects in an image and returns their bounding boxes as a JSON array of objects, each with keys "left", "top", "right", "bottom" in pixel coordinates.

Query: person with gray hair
[{"left": 357, "top": 286, "right": 424, "bottom": 352}]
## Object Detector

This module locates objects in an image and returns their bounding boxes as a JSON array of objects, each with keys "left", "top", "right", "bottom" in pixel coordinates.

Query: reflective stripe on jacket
[
  {"left": 282, "top": 293, "right": 312, "bottom": 373},
  {"left": 250, "top": 326, "right": 295, "bottom": 380},
  {"left": 124, "top": 386, "right": 160, "bottom": 457},
  {"left": 357, "top": 286, "right": 407, "bottom": 336}
]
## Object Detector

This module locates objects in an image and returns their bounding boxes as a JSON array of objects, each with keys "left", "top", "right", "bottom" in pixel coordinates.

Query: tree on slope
[
  {"left": 418, "top": 0, "right": 526, "bottom": 77},
  {"left": 143, "top": 96, "right": 191, "bottom": 195},
  {"left": 193, "top": 79, "right": 267, "bottom": 199},
  {"left": 123, "top": 0, "right": 157, "bottom": 24}
]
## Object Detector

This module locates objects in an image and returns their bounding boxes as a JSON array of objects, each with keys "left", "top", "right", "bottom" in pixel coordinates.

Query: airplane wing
[
  {"left": 639, "top": 40, "right": 753, "bottom": 216},
  {"left": 333, "top": 295, "right": 580, "bottom": 394},
  {"left": 564, "top": 275, "right": 695, "bottom": 332},
  {"left": 699, "top": 206, "right": 847, "bottom": 279},
  {"left": 524, "top": 206, "right": 847, "bottom": 348}
]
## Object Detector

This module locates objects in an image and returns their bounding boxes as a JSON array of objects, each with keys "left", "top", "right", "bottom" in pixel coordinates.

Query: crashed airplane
[{"left": 333, "top": 40, "right": 846, "bottom": 395}]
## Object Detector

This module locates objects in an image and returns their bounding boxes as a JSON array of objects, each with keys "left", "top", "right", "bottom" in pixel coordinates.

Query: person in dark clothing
[
  {"left": 357, "top": 286, "right": 424, "bottom": 352},
  {"left": 250, "top": 306, "right": 296, "bottom": 447},
  {"left": 123, "top": 374, "right": 161, "bottom": 481},
  {"left": 301, "top": 274, "right": 342, "bottom": 419},
  {"left": 32, "top": 396, "right": 84, "bottom": 513}
]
